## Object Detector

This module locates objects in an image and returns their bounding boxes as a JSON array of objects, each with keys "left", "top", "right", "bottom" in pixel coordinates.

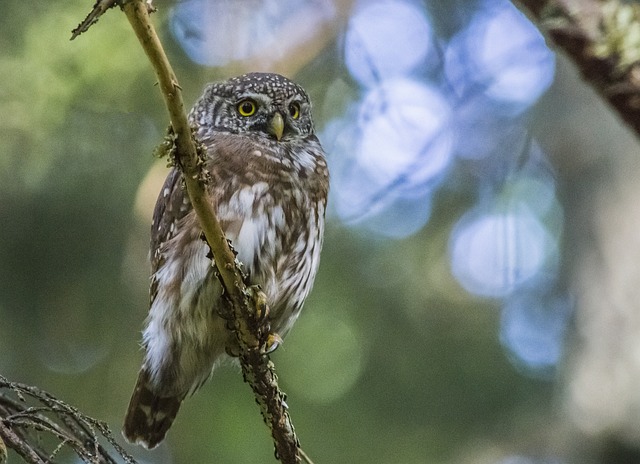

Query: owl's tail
[{"left": 122, "top": 369, "right": 182, "bottom": 449}]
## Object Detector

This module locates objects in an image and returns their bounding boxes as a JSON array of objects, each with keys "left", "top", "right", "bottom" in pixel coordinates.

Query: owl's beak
[{"left": 269, "top": 112, "right": 285, "bottom": 141}]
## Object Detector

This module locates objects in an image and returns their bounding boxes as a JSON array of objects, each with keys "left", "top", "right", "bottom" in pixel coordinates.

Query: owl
[{"left": 123, "top": 73, "right": 329, "bottom": 449}]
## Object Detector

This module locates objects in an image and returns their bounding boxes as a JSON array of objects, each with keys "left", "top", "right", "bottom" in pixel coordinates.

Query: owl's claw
[
  {"left": 245, "top": 285, "right": 269, "bottom": 321},
  {"left": 244, "top": 286, "right": 283, "bottom": 353},
  {"left": 262, "top": 333, "right": 283, "bottom": 354}
]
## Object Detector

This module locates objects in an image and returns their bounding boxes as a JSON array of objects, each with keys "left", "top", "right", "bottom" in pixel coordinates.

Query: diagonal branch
[
  {"left": 513, "top": 0, "right": 640, "bottom": 138},
  {"left": 72, "top": 0, "right": 307, "bottom": 462}
]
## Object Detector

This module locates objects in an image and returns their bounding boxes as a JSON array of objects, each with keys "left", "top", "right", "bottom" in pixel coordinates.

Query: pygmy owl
[{"left": 123, "top": 73, "right": 329, "bottom": 449}]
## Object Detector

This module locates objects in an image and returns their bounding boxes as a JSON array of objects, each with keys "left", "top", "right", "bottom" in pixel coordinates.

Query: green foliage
[{"left": 0, "top": 1, "right": 149, "bottom": 192}]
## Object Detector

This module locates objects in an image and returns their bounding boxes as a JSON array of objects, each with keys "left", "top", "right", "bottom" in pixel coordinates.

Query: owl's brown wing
[
  {"left": 124, "top": 167, "right": 193, "bottom": 449},
  {"left": 150, "top": 167, "right": 192, "bottom": 271}
]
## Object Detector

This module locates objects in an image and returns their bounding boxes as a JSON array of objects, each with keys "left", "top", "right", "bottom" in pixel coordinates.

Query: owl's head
[{"left": 190, "top": 73, "right": 315, "bottom": 142}]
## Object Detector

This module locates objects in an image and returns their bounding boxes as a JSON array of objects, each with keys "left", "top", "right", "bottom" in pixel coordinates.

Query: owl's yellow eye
[
  {"left": 237, "top": 99, "right": 257, "bottom": 117},
  {"left": 288, "top": 102, "right": 300, "bottom": 119}
]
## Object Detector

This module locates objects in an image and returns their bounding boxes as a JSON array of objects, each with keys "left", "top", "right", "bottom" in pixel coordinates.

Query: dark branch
[{"left": 514, "top": 0, "right": 640, "bottom": 138}]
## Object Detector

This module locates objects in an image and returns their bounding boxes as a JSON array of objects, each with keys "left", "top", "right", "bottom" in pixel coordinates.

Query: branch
[
  {"left": 513, "top": 0, "right": 640, "bottom": 138},
  {"left": 0, "top": 375, "right": 137, "bottom": 464},
  {"left": 73, "top": 0, "right": 307, "bottom": 461},
  {"left": 70, "top": 0, "right": 121, "bottom": 40}
]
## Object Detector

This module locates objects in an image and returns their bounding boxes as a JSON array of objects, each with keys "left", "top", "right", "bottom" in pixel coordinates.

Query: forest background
[{"left": 2, "top": 0, "right": 640, "bottom": 463}]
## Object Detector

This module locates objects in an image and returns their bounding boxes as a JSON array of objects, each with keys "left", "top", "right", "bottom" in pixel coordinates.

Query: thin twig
[
  {"left": 70, "top": 0, "right": 121, "bottom": 40},
  {"left": 0, "top": 375, "right": 136, "bottom": 464}
]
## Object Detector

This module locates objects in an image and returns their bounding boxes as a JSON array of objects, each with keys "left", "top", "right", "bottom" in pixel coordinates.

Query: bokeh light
[
  {"left": 500, "top": 293, "right": 573, "bottom": 377},
  {"left": 350, "top": 188, "right": 433, "bottom": 239},
  {"left": 344, "top": 0, "right": 434, "bottom": 87},
  {"left": 278, "top": 310, "right": 364, "bottom": 403},
  {"left": 328, "top": 79, "right": 452, "bottom": 237},
  {"left": 444, "top": 0, "right": 555, "bottom": 115},
  {"left": 450, "top": 206, "right": 558, "bottom": 298},
  {"left": 170, "top": 0, "right": 336, "bottom": 67},
  {"left": 330, "top": 0, "right": 568, "bottom": 386},
  {"left": 356, "top": 79, "right": 452, "bottom": 188},
  {"left": 38, "top": 339, "right": 108, "bottom": 375},
  {"left": 452, "top": 104, "right": 524, "bottom": 161}
]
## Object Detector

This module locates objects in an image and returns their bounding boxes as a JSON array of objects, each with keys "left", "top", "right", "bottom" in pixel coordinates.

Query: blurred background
[{"left": 2, "top": 0, "right": 640, "bottom": 462}]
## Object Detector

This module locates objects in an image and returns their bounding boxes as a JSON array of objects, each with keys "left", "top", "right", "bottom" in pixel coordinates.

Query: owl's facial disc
[{"left": 231, "top": 91, "right": 307, "bottom": 141}]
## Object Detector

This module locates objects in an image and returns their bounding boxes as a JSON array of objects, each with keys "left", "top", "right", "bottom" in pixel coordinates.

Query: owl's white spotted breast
[{"left": 142, "top": 132, "right": 328, "bottom": 396}]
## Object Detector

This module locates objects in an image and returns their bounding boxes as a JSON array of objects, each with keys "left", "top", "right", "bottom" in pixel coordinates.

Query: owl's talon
[
  {"left": 262, "top": 333, "right": 283, "bottom": 354},
  {"left": 245, "top": 285, "right": 269, "bottom": 321}
]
